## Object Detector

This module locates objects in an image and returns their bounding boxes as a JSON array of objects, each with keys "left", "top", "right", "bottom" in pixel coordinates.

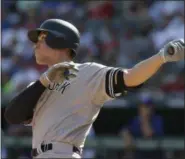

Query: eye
[{"left": 38, "top": 32, "right": 47, "bottom": 42}]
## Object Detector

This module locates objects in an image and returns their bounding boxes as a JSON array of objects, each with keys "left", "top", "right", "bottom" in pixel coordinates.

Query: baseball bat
[{"left": 167, "top": 46, "right": 175, "bottom": 55}]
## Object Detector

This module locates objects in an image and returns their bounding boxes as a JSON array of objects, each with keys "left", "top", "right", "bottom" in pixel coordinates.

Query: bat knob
[{"left": 167, "top": 46, "right": 175, "bottom": 55}]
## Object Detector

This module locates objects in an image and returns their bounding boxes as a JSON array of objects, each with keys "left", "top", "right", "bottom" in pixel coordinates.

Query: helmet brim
[
  {"left": 27, "top": 29, "right": 49, "bottom": 43},
  {"left": 27, "top": 28, "right": 77, "bottom": 57},
  {"left": 28, "top": 28, "right": 67, "bottom": 43}
]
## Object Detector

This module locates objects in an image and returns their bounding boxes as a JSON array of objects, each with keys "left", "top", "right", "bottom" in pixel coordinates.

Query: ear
[{"left": 65, "top": 48, "right": 74, "bottom": 59}]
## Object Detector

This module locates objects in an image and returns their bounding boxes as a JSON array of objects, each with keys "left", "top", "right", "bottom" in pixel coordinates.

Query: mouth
[
  {"left": 34, "top": 43, "right": 39, "bottom": 49},
  {"left": 34, "top": 47, "right": 37, "bottom": 54}
]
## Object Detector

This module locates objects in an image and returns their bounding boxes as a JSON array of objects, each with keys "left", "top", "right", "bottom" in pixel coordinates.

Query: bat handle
[{"left": 167, "top": 46, "right": 175, "bottom": 55}]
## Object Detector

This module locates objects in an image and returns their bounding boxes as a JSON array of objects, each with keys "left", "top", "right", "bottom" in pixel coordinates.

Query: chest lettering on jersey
[{"left": 48, "top": 81, "right": 70, "bottom": 94}]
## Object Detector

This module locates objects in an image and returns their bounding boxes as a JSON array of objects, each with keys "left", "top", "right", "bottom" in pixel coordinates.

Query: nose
[{"left": 33, "top": 44, "right": 38, "bottom": 50}]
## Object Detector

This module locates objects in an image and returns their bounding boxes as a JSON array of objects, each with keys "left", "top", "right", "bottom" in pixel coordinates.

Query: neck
[{"left": 47, "top": 59, "right": 73, "bottom": 67}]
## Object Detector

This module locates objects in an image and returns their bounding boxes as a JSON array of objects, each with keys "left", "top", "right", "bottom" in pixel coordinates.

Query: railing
[{"left": 2, "top": 136, "right": 184, "bottom": 150}]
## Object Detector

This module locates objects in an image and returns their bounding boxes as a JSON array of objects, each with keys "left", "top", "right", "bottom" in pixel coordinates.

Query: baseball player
[{"left": 5, "top": 19, "right": 184, "bottom": 158}]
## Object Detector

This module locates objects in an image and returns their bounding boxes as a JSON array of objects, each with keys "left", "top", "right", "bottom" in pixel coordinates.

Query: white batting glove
[
  {"left": 40, "top": 62, "right": 78, "bottom": 87},
  {"left": 159, "top": 39, "right": 184, "bottom": 63}
]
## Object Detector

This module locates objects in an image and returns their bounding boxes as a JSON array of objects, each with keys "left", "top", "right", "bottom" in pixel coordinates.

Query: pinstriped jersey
[{"left": 31, "top": 62, "right": 124, "bottom": 150}]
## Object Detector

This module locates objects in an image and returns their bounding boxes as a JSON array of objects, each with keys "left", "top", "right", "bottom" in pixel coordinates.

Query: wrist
[
  {"left": 39, "top": 74, "right": 50, "bottom": 87},
  {"left": 158, "top": 51, "right": 166, "bottom": 64}
]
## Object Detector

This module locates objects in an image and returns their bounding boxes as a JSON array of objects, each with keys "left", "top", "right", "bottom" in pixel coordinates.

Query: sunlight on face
[
  {"left": 34, "top": 32, "right": 54, "bottom": 65},
  {"left": 34, "top": 31, "right": 69, "bottom": 66}
]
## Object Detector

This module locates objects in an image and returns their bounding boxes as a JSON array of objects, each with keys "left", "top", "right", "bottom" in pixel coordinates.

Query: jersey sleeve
[
  {"left": 88, "top": 63, "right": 143, "bottom": 106},
  {"left": 88, "top": 63, "right": 121, "bottom": 105}
]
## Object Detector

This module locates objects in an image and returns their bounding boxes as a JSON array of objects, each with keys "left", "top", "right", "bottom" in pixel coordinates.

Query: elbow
[
  {"left": 5, "top": 103, "right": 34, "bottom": 125},
  {"left": 4, "top": 107, "right": 19, "bottom": 124},
  {"left": 4, "top": 105, "right": 24, "bottom": 125},
  {"left": 123, "top": 69, "right": 146, "bottom": 87},
  {"left": 4, "top": 111, "right": 14, "bottom": 124},
  {"left": 123, "top": 69, "right": 141, "bottom": 87}
]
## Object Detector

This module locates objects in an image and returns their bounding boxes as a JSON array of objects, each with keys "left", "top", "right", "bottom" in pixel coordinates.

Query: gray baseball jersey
[{"left": 30, "top": 62, "right": 123, "bottom": 150}]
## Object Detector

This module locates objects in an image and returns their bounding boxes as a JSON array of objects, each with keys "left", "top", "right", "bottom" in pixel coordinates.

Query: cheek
[
  {"left": 40, "top": 41, "right": 47, "bottom": 50},
  {"left": 39, "top": 42, "right": 51, "bottom": 55}
]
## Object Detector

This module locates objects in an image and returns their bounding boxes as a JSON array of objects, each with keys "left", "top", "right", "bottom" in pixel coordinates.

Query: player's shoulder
[{"left": 75, "top": 62, "right": 107, "bottom": 71}]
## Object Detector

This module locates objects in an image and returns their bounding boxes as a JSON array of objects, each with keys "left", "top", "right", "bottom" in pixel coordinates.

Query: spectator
[
  {"left": 87, "top": 1, "right": 114, "bottom": 20},
  {"left": 2, "top": 1, "right": 184, "bottom": 158},
  {"left": 120, "top": 98, "right": 164, "bottom": 159}
]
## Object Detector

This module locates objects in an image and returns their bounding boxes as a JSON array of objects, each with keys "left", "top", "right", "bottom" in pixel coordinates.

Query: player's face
[{"left": 34, "top": 32, "right": 55, "bottom": 65}]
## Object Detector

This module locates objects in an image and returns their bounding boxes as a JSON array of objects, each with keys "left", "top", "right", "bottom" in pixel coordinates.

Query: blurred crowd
[
  {"left": 2, "top": 1, "right": 184, "bottom": 108},
  {"left": 1, "top": 1, "right": 184, "bottom": 159}
]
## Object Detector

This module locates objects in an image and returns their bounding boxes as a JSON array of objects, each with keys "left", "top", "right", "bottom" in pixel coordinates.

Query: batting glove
[
  {"left": 159, "top": 39, "right": 184, "bottom": 63},
  {"left": 41, "top": 62, "right": 79, "bottom": 86}
]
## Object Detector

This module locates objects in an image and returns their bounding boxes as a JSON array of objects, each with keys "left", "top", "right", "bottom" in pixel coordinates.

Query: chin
[{"left": 36, "top": 58, "right": 46, "bottom": 65}]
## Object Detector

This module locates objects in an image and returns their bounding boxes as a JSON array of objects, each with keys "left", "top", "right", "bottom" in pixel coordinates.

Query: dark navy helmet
[{"left": 28, "top": 19, "right": 80, "bottom": 57}]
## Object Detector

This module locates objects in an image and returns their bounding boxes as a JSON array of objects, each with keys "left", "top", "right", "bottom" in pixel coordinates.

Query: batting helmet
[{"left": 27, "top": 19, "right": 80, "bottom": 57}]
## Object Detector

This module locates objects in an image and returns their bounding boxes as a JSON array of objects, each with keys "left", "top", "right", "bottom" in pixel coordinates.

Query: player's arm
[
  {"left": 4, "top": 62, "right": 78, "bottom": 124},
  {"left": 123, "top": 54, "right": 163, "bottom": 87},
  {"left": 123, "top": 39, "right": 184, "bottom": 87},
  {"left": 4, "top": 79, "right": 47, "bottom": 124},
  {"left": 105, "top": 39, "right": 184, "bottom": 99}
]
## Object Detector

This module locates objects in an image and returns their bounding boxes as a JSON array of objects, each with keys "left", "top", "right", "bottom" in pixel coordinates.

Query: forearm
[
  {"left": 4, "top": 80, "right": 46, "bottom": 124},
  {"left": 123, "top": 53, "right": 164, "bottom": 87}
]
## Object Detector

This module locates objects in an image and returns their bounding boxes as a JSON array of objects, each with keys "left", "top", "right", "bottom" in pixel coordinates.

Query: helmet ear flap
[
  {"left": 45, "top": 32, "right": 78, "bottom": 50},
  {"left": 45, "top": 33, "right": 66, "bottom": 49}
]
